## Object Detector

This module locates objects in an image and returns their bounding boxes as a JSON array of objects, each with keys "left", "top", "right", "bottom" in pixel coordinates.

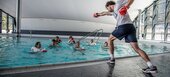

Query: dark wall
[{"left": 20, "top": 30, "right": 111, "bottom": 37}]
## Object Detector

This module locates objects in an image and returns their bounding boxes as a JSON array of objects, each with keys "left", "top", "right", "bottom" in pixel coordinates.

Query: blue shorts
[{"left": 112, "top": 24, "right": 137, "bottom": 43}]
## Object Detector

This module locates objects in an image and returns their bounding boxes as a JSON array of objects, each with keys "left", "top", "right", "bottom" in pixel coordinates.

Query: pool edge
[{"left": 1, "top": 52, "right": 170, "bottom": 75}]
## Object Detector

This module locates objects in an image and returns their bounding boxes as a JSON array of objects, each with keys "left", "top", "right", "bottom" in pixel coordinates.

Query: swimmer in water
[
  {"left": 68, "top": 35, "right": 76, "bottom": 44},
  {"left": 102, "top": 41, "right": 109, "bottom": 49},
  {"left": 89, "top": 39, "right": 96, "bottom": 45},
  {"left": 55, "top": 36, "right": 62, "bottom": 44},
  {"left": 74, "top": 41, "right": 85, "bottom": 55},
  {"left": 31, "top": 42, "right": 47, "bottom": 53},
  {"left": 74, "top": 41, "right": 85, "bottom": 51},
  {"left": 49, "top": 39, "right": 58, "bottom": 47}
]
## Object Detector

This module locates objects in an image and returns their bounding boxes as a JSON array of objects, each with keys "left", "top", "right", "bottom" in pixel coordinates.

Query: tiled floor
[{"left": 1, "top": 53, "right": 170, "bottom": 77}]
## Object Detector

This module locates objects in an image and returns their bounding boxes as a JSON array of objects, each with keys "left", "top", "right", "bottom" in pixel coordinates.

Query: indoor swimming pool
[{"left": 0, "top": 36, "right": 169, "bottom": 68}]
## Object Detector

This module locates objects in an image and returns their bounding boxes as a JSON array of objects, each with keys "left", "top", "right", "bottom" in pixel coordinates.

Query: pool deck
[{"left": 1, "top": 52, "right": 170, "bottom": 77}]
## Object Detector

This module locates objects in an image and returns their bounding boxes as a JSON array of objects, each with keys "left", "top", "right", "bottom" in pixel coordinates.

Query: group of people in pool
[
  {"left": 31, "top": 42, "right": 46, "bottom": 53},
  {"left": 31, "top": 36, "right": 62, "bottom": 53},
  {"left": 31, "top": 35, "right": 109, "bottom": 53},
  {"left": 49, "top": 36, "right": 62, "bottom": 47}
]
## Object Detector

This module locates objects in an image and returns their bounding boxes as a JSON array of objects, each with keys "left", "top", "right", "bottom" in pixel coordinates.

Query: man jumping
[{"left": 93, "top": 0, "right": 158, "bottom": 73}]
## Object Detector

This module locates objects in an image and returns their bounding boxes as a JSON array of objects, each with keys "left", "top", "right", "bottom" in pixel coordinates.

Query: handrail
[
  {"left": 95, "top": 29, "right": 103, "bottom": 43},
  {"left": 78, "top": 29, "right": 98, "bottom": 41},
  {"left": 29, "top": 30, "right": 32, "bottom": 38},
  {"left": 78, "top": 29, "right": 103, "bottom": 43}
]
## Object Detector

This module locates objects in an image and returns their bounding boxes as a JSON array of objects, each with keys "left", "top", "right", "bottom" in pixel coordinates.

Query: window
[{"left": 155, "top": 24, "right": 164, "bottom": 41}]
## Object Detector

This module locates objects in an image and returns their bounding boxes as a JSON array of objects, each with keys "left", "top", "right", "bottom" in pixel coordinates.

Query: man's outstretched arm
[
  {"left": 93, "top": 11, "right": 112, "bottom": 18},
  {"left": 98, "top": 11, "right": 113, "bottom": 16}
]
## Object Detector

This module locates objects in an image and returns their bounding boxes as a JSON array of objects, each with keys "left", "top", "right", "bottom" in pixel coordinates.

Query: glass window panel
[
  {"left": 168, "top": 24, "right": 170, "bottom": 41},
  {"left": 155, "top": 24, "right": 164, "bottom": 41},
  {"left": 8, "top": 16, "right": 13, "bottom": 33},
  {"left": 2, "top": 12, "right": 7, "bottom": 33},
  {"left": 141, "top": 13, "right": 144, "bottom": 24},
  {"left": 168, "top": 13, "right": 170, "bottom": 23},
  {"left": 139, "top": 25, "right": 144, "bottom": 39},
  {"left": 169, "top": 2, "right": 170, "bottom": 11},
  {"left": 146, "top": 26, "right": 152, "bottom": 40},
  {"left": 168, "top": 3, "right": 170, "bottom": 23},
  {"left": 157, "top": 2, "right": 166, "bottom": 14},
  {"left": 157, "top": 13, "right": 165, "bottom": 24},
  {"left": 157, "top": 0, "right": 166, "bottom": 4},
  {"left": 147, "top": 5, "right": 153, "bottom": 16},
  {"left": 148, "top": 17, "right": 152, "bottom": 25},
  {"left": 147, "top": 5, "right": 153, "bottom": 26}
]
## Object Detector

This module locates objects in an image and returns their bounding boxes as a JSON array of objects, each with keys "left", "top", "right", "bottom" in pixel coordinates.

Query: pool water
[{"left": 0, "top": 37, "right": 169, "bottom": 68}]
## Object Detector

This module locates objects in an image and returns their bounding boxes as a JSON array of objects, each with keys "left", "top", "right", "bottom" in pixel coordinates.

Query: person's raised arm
[
  {"left": 93, "top": 11, "right": 112, "bottom": 18},
  {"left": 126, "top": 0, "right": 134, "bottom": 8},
  {"left": 119, "top": 0, "right": 134, "bottom": 16}
]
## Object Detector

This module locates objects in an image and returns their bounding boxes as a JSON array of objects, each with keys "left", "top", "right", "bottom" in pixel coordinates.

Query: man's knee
[
  {"left": 132, "top": 46, "right": 141, "bottom": 52},
  {"left": 108, "top": 35, "right": 116, "bottom": 41}
]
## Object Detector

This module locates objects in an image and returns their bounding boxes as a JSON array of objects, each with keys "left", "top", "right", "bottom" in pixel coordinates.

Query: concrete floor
[{"left": 0, "top": 53, "right": 170, "bottom": 77}]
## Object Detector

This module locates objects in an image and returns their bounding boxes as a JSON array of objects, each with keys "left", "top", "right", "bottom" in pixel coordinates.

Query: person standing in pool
[
  {"left": 93, "top": 0, "right": 157, "bottom": 73},
  {"left": 55, "top": 36, "right": 62, "bottom": 44},
  {"left": 89, "top": 39, "right": 96, "bottom": 45},
  {"left": 31, "top": 42, "right": 47, "bottom": 52},
  {"left": 74, "top": 41, "right": 85, "bottom": 51},
  {"left": 102, "top": 41, "right": 109, "bottom": 49},
  {"left": 74, "top": 41, "right": 85, "bottom": 55},
  {"left": 31, "top": 42, "right": 42, "bottom": 52},
  {"left": 49, "top": 39, "right": 58, "bottom": 47},
  {"left": 68, "top": 35, "right": 76, "bottom": 44}
]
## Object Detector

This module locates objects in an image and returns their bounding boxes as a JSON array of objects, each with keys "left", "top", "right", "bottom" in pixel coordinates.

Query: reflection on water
[{"left": 107, "top": 63, "right": 115, "bottom": 77}]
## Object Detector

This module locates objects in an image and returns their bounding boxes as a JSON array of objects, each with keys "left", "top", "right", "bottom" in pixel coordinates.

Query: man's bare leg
[
  {"left": 130, "top": 42, "right": 158, "bottom": 73},
  {"left": 108, "top": 35, "right": 116, "bottom": 63},
  {"left": 130, "top": 42, "right": 150, "bottom": 62}
]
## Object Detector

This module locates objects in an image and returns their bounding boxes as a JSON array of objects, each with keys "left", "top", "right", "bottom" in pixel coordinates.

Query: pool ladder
[
  {"left": 29, "top": 30, "right": 32, "bottom": 38},
  {"left": 78, "top": 29, "right": 103, "bottom": 43}
]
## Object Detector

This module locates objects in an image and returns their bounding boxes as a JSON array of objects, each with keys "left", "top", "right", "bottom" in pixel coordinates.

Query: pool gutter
[{"left": 1, "top": 52, "right": 170, "bottom": 75}]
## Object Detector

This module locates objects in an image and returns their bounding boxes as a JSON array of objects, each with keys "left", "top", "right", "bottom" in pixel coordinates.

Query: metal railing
[
  {"left": 78, "top": 29, "right": 103, "bottom": 43},
  {"left": 133, "top": 0, "right": 170, "bottom": 42}
]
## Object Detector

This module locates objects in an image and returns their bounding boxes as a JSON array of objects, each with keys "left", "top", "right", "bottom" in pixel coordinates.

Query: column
[
  {"left": 0, "top": 9, "right": 2, "bottom": 33},
  {"left": 164, "top": 0, "right": 170, "bottom": 41},
  {"left": 152, "top": 1, "right": 157, "bottom": 40},
  {"left": 16, "top": 0, "right": 22, "bottom": 37},
  {"left": 144, "top": 8, "right": 148, "bottom": 39},
  {"left": 137, "top": 9, "right": 141, "bottom": 39}
]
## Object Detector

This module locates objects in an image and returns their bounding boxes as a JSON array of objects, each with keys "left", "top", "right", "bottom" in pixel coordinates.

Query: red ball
[{"left": 93, "top": 13, "right": 98, "bottom": 18}]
